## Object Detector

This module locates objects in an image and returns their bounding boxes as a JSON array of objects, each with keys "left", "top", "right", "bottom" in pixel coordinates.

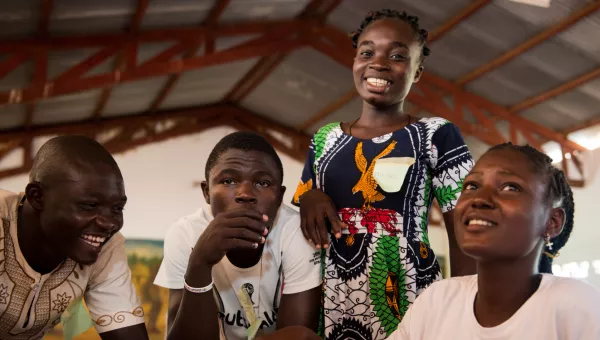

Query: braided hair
[
  {"left": 350, "top": 9, "right": 431, "bottom": 62},
  {"left": 487, "top": 143, "right": 574, "bottom": 274}
]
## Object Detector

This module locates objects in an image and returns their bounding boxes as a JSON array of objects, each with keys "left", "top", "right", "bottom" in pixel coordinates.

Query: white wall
[{"left": 552, "top": 148, "right": 600, "bottom": 287}]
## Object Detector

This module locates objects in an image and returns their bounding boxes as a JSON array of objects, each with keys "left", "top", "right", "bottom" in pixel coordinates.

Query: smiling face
[
  {"left": 454, "top": 148, "right": 564, "bottom": 264},
  {"left": 352, "top": 18, "right": 424, "bottom": 108},
  {"left": 38, "top": 161, "right": 126, "bottom": 265},
  {"left": 202, "top": 149, "right": 285, "bottom": 225}
]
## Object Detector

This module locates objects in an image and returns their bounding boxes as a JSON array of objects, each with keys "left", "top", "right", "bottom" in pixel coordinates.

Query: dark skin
[
  {"left": 167, "top": 149, "right": 320, "bottom": 340},
  {"left": 455, "top": 149, "right": 565, "bottom": 327},
  {"left": 256, "top": 326, "right": 321, "bottom": 340},
  {"left": 299, "top": 18, "right": 475, "bottom": 276},
  {"left": 20, "top": 160, "right": 149, "bottom": 339}
]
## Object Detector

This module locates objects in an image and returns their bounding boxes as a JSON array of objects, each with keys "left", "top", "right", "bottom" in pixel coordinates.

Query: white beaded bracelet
[{"left": 184, "top": 279, "right": 214, "bottom": 294}]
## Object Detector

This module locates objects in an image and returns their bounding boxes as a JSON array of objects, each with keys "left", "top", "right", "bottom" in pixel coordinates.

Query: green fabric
[{"left": 61, "top": 297, "right": 94, "bottom": 340}]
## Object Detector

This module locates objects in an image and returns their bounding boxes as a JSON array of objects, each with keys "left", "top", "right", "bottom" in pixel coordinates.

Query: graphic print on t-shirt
[
  {"left": 241, "top": 283, "right": 255, "bottom": 305},
  {"left": 217, "top": 262, "right": 284, "bottom": 339}
]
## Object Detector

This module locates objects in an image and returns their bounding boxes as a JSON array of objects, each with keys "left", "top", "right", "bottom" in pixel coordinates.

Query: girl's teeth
[
  {"left": 469, "top": 219, "right": 493, "bottom": 227},
  {"left": 366, "top": 78, "right": 390, "bottom": 87}
]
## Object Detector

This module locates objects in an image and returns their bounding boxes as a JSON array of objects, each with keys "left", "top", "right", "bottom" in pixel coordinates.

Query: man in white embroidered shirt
[
  {"left": 0, "top": 136, "right": 148, "bottom": 339},
  {"left": 153, "top": 131, "right": 322, "bottom": 340}
]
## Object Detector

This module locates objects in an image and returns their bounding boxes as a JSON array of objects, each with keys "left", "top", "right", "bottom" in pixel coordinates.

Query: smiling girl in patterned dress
[{"left": 292, "top": 9, "right": 476, "bottom": 340}]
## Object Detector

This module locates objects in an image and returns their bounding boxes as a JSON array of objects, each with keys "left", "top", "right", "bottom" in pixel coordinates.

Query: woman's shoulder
[
  {"left": 414, "top": 116, "right": 458, "bottom": 135},
  {"left": 312, "top": 122, "right": 342, "bottom": 138},
  {"left": 540, "top": 275, "right": 600, "bottom": 331},
  {"left": 543, "top": 274, "right": 600, "bottom": 302}
]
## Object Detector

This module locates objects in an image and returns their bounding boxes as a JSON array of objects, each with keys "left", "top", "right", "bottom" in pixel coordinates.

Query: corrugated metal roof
[
  {"left": 220, "top": 0, "right": 311, "bottom": 23},
  {"left": 496, "top": 0, "right": 591, "bottom": 27},
  {"left": 34, "top": 89, "right": 102, "bottom": 125},
  {"left": 241, "top": 47, "right": 353, "bottom": 127},
  {"left": 141, "top": 0, "right": 214, "bottom": 29},
  {"left": 0, "top": 0, "right": 38, "bottom": 40},
  {"left": 0, "top": 0, "right": 599, "bottom": 160},
  {"left": 50, "top": 0, "right": 137, "bottom": 36},
  {"left": 103, "top": 77, "right": 169, "bottom": 117},
  {"left": 160, "top": 58, "right": 260, "bottom": 110}
]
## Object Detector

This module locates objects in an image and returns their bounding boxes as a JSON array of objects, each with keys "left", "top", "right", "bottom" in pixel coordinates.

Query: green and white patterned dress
[{"left": 292, "top": 117, "right": 474, "bottom": 340}]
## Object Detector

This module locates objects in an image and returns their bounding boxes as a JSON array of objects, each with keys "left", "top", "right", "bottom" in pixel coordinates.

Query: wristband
[{"left": 184, "top": 279, "right": 214, "bottom": 294}]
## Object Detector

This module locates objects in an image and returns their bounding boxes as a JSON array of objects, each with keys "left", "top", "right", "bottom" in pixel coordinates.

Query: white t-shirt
[
  {"left": 154, "top": 204, "right": 321, "bottom": 340},
  {"left": 0, "top": 190, "right": 145, "bottom": 339},
  {"left": 391, "top": 274, "right": 600, "bottom": 340}
]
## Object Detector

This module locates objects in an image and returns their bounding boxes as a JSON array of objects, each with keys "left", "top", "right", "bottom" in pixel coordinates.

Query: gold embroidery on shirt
[
  {"left": 51, "top": 292, "right": 72, "bottom": 314},
  {"left": 94, "top": 306, "right": 145, "bottom": 326},
  {"left": 0, "top": 284, "right": 8, "bottom": 304},
  {"left": 0, "top": 218, "right": 77, "bottom": 339}
]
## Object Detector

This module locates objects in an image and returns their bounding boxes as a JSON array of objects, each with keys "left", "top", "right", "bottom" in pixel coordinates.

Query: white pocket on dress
[{"left": 373, "top": 157, "right": 415, "bottom": 193}]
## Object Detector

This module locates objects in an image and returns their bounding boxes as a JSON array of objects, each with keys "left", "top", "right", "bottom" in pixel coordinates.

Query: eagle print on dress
[{"left": 292, "top": 117, "right": 474, "bottom": 340}]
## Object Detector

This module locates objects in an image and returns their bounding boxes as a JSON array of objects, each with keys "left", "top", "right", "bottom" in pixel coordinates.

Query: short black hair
[
  {"left": 30, "top": 135, "right": 120, "bottom": 184},
  {"left": 486, "top": 143, "right": 574, "bottom": 274},
  {"left": 350, "top": 9, "right": 431, "bottom": 62},
  {"left": 205, "top": 131, "right": 284, "bottom": 183}
]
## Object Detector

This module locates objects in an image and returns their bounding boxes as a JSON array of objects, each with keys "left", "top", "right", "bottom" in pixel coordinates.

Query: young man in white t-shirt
[{"left": 154, "top": 131, "right": 322, "bottom": 340}]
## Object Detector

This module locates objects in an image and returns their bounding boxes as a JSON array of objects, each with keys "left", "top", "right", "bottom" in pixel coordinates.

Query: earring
[{"left": 544, "top": 233, "right": 553, "bottom": 250}]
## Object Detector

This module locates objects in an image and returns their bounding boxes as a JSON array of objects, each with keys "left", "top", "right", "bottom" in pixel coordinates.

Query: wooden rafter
[
  {"left": 0, "top": 140, "right": 20, "bottom": 160},
  {"left": 0, "top": 20, "right": 310, "bottom": 52},
  {"left": 224, "top": 0, "right": 342, "bottom": 105},
  {"left": 455, "top": 0, "right": 600, "bottom": 85},
  {"left": 149, "top": 0, "right": 231, "bottom": 113},
  {"left": 0, "top": 2, "right": 592, "bottom": 188},
  {"left": 38, "top": 0, "right": 53, "bottom": 37},
  {"left": 93, "top": 0, "right": 149, "bottom": 120},
  {"left": 24, "top": 51, "right": 47, "bottom": 127},
  {"left": 298, "top": 0, "right": 492, "bottom": 130},
  {"left": 0, "top": 104, "right": 310, "bottom": 179},
  {"left": 0, "top": 53, "right": 30, "bottom": 79},
  {"left": 0, "top": 21, "right": 310, "bottom": 106}
]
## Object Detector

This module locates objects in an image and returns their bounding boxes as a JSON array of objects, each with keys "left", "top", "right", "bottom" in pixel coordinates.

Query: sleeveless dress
[{"left": 292, "top": 117, "right": 474, "bottom": 340}]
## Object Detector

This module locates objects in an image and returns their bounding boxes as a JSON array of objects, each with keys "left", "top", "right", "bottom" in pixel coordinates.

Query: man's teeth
[
  {"left": 366, "top": 78, "right": 390, "bottom": 87},
  {"left": 81, "top": 235, "right": 106, "bottom": 248},
  {"left": 468, "top": 219, "right": 494, "bottom": 227}
]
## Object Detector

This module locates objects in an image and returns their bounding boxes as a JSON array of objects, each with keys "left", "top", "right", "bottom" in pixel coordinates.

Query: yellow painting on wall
[{"left": 44, "top": 239, "right": 168, "bottom": 340}]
